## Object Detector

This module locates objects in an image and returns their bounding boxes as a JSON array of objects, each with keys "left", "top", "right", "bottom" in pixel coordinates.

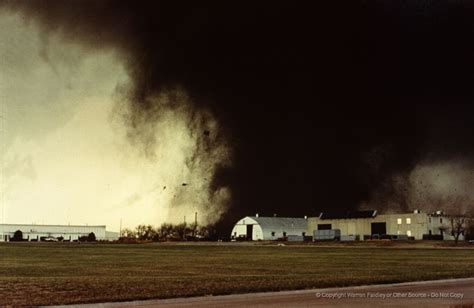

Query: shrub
[
  {"left": 87, "top": 232, "right": 96, "bottom": 242},
  {"left": 11, "top": 230, "right": 24, "bottom": 241}
]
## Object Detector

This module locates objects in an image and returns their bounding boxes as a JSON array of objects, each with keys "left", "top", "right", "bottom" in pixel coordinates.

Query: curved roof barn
[{"left": 231, "top": 216, "right": 308, "bottom": 241}]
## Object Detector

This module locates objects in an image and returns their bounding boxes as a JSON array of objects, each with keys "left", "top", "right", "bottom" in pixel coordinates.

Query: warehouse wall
[
  {"left": 307, "top": 213, "right": 463, "bottom": 240},
  {"left": 0, "top": 224, "right": 108, "bottom": 241},
  {"left": 307, "top": 213, "right": 425, "bottom": 240},
  {"left": 379, "top": 213, "right": 428, "bottom": 239}
]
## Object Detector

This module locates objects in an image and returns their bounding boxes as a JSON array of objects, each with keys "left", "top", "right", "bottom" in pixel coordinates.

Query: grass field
[{"left": 1, "top": 242, "right": 474, "bottom": 306}]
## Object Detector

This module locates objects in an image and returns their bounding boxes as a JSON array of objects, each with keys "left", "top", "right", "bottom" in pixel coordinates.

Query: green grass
[{"left": 1, "top": 242, "right": 474, "bottom": 305}]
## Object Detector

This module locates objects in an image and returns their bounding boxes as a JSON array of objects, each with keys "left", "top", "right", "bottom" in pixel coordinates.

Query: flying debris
[
  {"left": 163, "top": 186, "right": 166, "bottom": 190},
  {"left": 182, "top": 183, "right": 188, "bottom": 186}
]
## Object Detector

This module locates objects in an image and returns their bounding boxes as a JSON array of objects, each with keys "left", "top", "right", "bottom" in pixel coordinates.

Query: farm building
[
  {"left": 0, "top": 223, "right": 119, "bottom": 242},
  {"left": 231, "top": 215, "right": 308, "bottom": 240},
  {"left": 308, "top": 210, "right": 465, "bottom": 241}
]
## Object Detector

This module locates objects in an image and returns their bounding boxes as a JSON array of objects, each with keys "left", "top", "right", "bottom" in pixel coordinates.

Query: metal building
[
  {"left": 0, "top": 223, "right": 119, "bottom": 242},
  {"left": 307, "top": 210, "right": 465, "bottom": 241},
  {"left": 231, "top": 215, "right": 308, "bottom": 241}
]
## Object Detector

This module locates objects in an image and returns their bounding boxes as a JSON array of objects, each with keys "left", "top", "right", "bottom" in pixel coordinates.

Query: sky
[
  {"left": 1, "top": 1, "right": 474, "bottom": 233},
  {"left": 0, "top": 11, "right": 230, "bottom": 231}
]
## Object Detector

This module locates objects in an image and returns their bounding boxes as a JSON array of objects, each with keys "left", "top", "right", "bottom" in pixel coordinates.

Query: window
[
  {"left": 397, "top": 218, "right": 402, "bottom": 224},
  {"left": 271, "top": 232, "right": 275, "bottom": 237},
  {"left": 406, "top": 218, "right": 411, "bottom": 224},
  {"left": 302, "top": 232, "right": 306, "bottom": 237},
  {"left": 283, "top": 232, "right": 287, "bottom": 237},
  {"left": 440, "top": 218, "right": 443, "bottom": 223},
  {"left": 318, "top": 224, "right": 332, "bottom": 230},
  {"left": 397, "top": 230, "right": 401, "bottom": 235},
  {"left": 429, "top": 217, "right": 431, "bottom": 223},
  {"left": 407, "top": 230, "right": 412, "bottom": 236}
]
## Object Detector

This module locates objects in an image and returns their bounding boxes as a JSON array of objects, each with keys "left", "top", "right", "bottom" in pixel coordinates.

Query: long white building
[{"left": 0, "top": 223, "right": 119, "bottom": 241}]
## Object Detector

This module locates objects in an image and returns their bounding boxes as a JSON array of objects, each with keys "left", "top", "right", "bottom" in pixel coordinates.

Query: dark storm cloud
[{"left": 4, "top": 1, "right": 474, "bottom": 230}]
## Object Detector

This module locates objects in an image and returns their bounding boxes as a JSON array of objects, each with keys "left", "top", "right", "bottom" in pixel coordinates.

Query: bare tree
[
  {"left": 121, "top": 228, "right": 135, "bottom": 238},
  {"left": 158, "top": 223, "right": 174, "bottom": 240},
  {"left": 134, "top": 225, "right": 146, "bottom": 239},
  {"left": 145, "top": 225, "right": 157, "bottom": 240},
  {"left": 172, "top": 223, "right": 190, "bottom": 240},
  {"left": 197, "top": 224, "right": 217, "bottom": 240},
  {"left": 446, "top": 198, "right": 474, "bottom": 245},
  {"left": 134, "top": 224, "right": 157, "bottom": 240},
  {"left": 450, "top": 216, "right": 468, "bottom": 245}
]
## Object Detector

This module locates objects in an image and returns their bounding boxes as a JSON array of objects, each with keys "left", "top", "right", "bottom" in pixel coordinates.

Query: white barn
[
  {"left": 0, "top": 223, "right": 119, "bottom": 242},
  {"left": 231, "top": 216, "right": 308, "bottom": 240}
]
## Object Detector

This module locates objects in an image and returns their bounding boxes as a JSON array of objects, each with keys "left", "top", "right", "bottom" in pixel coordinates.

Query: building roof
[
  {"left": 249, "top": 217, "right": 308, "bottom": 230},
  {"left": 0, "top": 223, "right": 106, "bottom": 228},
  {"left": 319, "top": 210, "right": 377, "bottom": 220}
]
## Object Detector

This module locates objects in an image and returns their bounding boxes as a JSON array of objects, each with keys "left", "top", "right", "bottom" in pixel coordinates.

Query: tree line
[{"left": 120, "top": 222, "right": 218, "bottom": 241}]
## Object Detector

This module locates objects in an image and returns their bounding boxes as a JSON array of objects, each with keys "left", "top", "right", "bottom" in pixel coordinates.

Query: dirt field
[{"left": 1, "top": 242, "right": 473, "bottom": 306}]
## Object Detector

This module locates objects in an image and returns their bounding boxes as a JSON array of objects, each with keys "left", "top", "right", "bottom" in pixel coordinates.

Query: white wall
[
  {"left": 259, "top": 225, "right": 306, "bottom": 240},
  {"left": 307, "top": 213, "right": 467, "bottom": 241},
  {"left": 231, "top": 217, "right": 261, "bottom": 240},
  {"left": 0, "top": 224, "right": 107, "bottom": 241}
]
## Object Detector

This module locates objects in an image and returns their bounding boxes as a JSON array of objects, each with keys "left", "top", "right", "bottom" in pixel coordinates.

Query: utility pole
[
  {"left": 183, "top": 215, "right": 186, "bottom": 240},
  {"left": 193, "top": 211, "right": 198, "bottom": 237},
  {"left": 119, "top": 218, "right": 122, "bottom": 237},
  {"left": 0, "top": 112, "right": 4, "bottom": 227}
]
